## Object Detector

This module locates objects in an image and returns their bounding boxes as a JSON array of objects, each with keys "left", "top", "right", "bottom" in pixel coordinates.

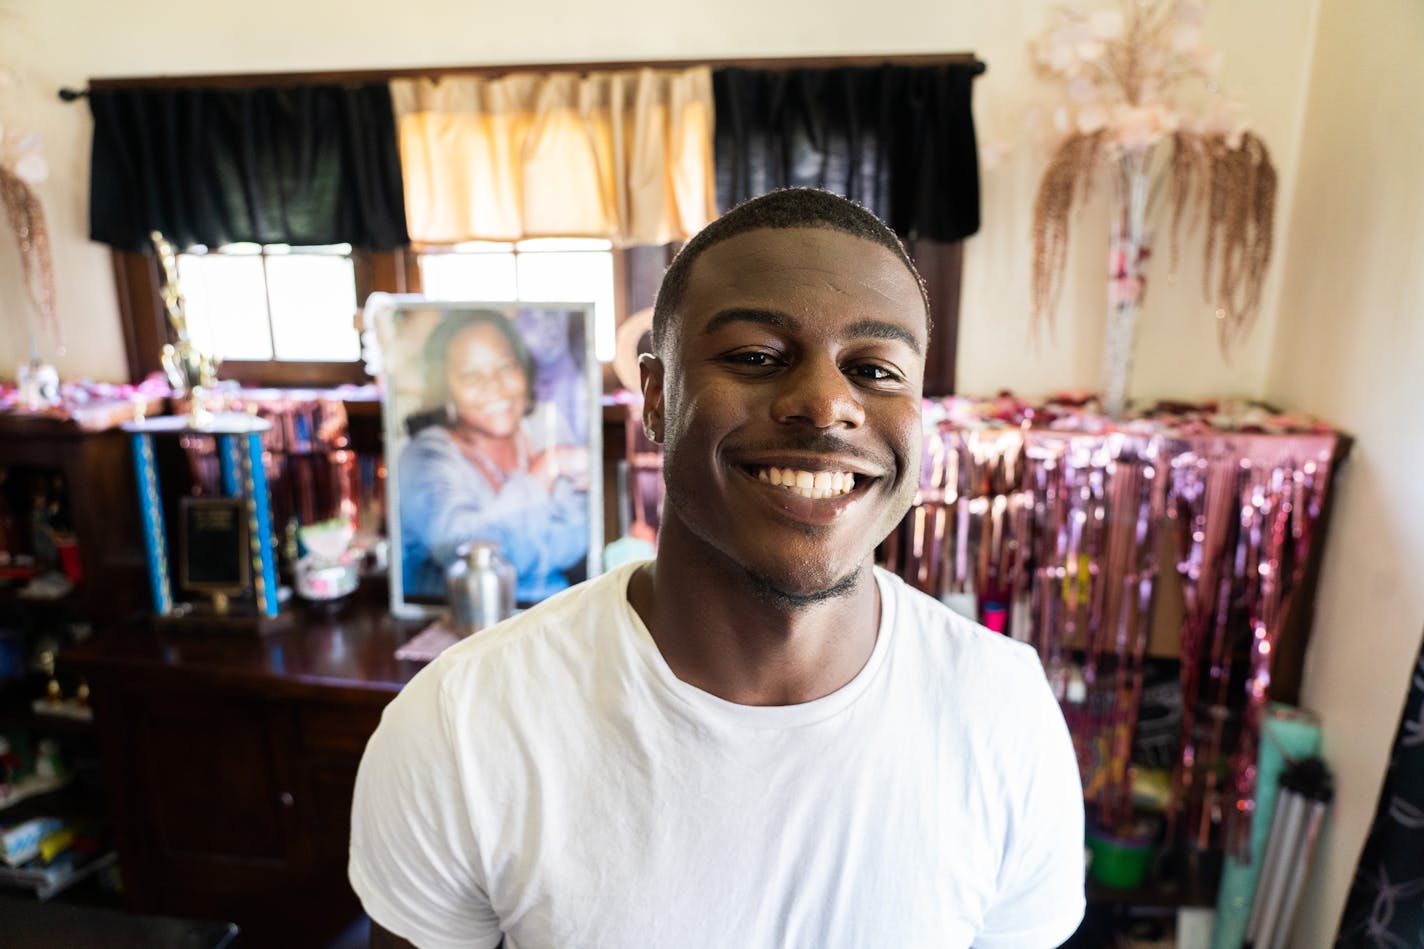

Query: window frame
[
  {"left": 114, "top": 238, "right": 962, "bottom": 395},
  {"left": 112, "top": 242, "right": 645, "bottom": 390},
  {"left": 113, "top": 246, "right": 420, "bottom": 388}
]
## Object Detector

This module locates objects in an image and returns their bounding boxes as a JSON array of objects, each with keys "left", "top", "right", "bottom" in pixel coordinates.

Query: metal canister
[{"left": 445, "top": 541, "right": 516, "bottom": 636}]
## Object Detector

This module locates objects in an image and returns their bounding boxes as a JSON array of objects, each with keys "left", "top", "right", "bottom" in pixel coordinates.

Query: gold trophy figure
[{"left": 151, "top": 230, "right": 221, "bottom": 428}]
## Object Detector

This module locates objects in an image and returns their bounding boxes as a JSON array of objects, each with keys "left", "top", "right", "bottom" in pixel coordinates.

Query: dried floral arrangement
[
  {"left": 1029, "top": 0, "right": 1277, "bottom": 355},
  {"left": 0, "top": 71, "right": 59, "bottom": 354}
]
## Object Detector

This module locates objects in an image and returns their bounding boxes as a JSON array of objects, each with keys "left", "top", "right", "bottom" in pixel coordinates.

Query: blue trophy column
[
  {"left": 130, "top": 431, "right": 173, "bottom": 615},
  {"left": 243, "top": 431, "right": 280, "bottom": 618}
]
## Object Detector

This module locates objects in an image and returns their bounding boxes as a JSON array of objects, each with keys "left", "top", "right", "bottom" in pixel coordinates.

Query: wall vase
[{"left": 1103, "top": 149, "right": 1153, "bottom": 418}]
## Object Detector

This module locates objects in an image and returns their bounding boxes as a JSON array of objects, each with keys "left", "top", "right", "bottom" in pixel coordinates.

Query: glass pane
[
  {"left": 282, "top": 243, "right": 352, "bottom": 256},
  {"left": 446, "top": 240, "right": 516, "bottom": 254},
  {"left": 515, "top": 251, "right": 616, "bottom": 361},
  {"left": 419, "top": 253, "right": 518, "bottom": 302},
  {"left": 515, "top": 237, "right": 613, "bottom": 253},
  {"left": 176, "top": 253, "right": 273, "bottom": 361},
  {"left": 265, "top": 255, "right": 360, "bottom": 361}
]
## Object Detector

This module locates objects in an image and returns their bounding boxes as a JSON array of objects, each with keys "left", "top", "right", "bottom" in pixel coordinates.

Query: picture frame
[{"left": 368, "top": 297, "right": 603, "bottom": 619}]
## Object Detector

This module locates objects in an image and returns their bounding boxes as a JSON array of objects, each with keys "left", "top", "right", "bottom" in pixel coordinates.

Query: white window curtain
[{"left": 391, "top": 66, "right": 716, "bottom": 246}]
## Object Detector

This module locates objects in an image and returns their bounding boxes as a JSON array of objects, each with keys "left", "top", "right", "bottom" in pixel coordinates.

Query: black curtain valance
[
  {"left": 713, "top": 63, "right": 982, "bottom": 242},
  {"left": 88, "top": 83, "right": 409, "bottom": 253}
]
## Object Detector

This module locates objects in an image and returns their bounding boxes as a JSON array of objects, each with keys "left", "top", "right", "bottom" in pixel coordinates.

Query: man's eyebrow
[
  {"left": 702, "top": 310, "right": 922, "bottom": 355},
  {"left": 701, "top": 308, "right": 801, "bottom": 336},
  {"left": 843, "top": 319, "right": 923, "bottom": 356}
]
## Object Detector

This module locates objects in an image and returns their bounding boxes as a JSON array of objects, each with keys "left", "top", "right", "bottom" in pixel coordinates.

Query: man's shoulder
[
  {"left": 875, "top": 570, "right": 1069, "bottom": 788},
  {"left": 377, "top": 565, "right": 642, "bottom": 769},
  {"left": 878, "top": 567, "right": 1043, "bottom": 672}
]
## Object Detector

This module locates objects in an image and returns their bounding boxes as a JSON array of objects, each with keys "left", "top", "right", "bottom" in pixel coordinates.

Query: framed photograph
[{"left": 369, "top": 298, "right": 602, "bottom": 619}]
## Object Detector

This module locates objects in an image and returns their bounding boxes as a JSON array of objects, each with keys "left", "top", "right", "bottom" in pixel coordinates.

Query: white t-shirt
[{"left": 349, "top": 562, "right": 1085, "bottom": 949}]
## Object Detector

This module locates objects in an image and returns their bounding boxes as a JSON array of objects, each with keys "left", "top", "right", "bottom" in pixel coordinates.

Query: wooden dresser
[{"left": 64, "top": 600, "right": 424, "bottom": 948}]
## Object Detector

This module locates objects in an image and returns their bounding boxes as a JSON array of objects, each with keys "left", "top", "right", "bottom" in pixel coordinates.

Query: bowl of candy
[{"left": 294, "top": 519, "right": 360, "bottom": 605}]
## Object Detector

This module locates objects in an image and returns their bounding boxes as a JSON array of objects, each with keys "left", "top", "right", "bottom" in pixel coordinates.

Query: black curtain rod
[{"left": 58, "top": 53, "right": 985, "bottom": 100}]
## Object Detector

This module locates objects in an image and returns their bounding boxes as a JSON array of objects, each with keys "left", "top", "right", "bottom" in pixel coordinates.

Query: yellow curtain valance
[{"left": 390, "top": 66, "right": 716, "bottom": 246}]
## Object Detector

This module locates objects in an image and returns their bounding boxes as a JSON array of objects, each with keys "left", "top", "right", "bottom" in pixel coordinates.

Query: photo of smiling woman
[{"left": 395, "top": 308, "right": 592, "bottom": 607}]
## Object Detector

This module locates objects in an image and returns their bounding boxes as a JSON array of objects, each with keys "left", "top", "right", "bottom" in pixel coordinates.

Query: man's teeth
[{"left": 754, "top": 466, "right": 856, "bottom": 499}]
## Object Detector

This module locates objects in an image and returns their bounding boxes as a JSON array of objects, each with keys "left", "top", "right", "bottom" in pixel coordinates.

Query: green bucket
[{"left": 1085, "top": 822, "right": 1156, "bottom": 889}]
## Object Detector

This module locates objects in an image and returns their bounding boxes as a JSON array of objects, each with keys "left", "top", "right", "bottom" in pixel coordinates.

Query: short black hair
[
  {"left": 421, "top": 309, "right": 536, "bottom": 413},
  {"left": 651, "top": 188, "right": 929, "bottom": 351}
]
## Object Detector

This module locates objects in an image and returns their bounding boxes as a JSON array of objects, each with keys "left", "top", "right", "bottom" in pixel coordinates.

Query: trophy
[
  {"left": 150, "top": 231, "right": 221, "bottom": 427},
  {"left": 124, "top": 233, "right": 288, "bottom": 632},
  {"left": 123, "top": 410, "right": 288, "bottom": 633}
]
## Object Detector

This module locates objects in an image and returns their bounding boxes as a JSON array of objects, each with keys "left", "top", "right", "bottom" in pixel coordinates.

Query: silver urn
[{"left": 445, "top": 541, "right": 516, "bottom": 636}]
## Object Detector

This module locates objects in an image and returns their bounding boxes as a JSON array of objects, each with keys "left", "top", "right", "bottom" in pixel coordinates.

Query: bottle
[{"left": 445, "top": 541, "right": 515, "bottom": 637}]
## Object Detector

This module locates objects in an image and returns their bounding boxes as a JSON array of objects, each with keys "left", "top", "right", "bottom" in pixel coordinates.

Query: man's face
[{"left": 642, "top": 227, "right": 927, "bottom": 602}]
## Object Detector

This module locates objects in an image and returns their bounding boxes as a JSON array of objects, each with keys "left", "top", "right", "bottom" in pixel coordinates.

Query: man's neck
[{"left": 627, "top": 528, "right": 881, "bottom": 707}]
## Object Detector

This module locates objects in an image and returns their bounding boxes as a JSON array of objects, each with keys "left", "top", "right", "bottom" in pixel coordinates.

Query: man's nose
[{"left": 770, "top": 355, "right": 866, "bottom": 429}]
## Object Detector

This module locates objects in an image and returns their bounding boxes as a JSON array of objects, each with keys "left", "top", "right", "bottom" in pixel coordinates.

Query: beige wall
[
  {"left": 3, "top": 0, "right": 1411, "bottom": 939},
  {"left": 1267, "top": 0, "right": 1424, "bottom": 942}
]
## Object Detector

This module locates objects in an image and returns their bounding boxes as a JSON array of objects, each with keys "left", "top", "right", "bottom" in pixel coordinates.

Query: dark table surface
[
  {"left": 63, "top": 593, "right": 429, "bottom": 703},
  {"left": 0, "top": 894, "right": 239, "bottom": 949}
]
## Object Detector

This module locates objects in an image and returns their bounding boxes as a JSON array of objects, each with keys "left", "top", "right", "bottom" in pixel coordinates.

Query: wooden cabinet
[
  {"left": 119, "top": 691, "right": 297, "bottom": 900},
  {"left": 0, "top": 416, "right": 148, "bottom": 621},
  {"left": 66, "top": 603, "right": 419, "bottom": 948},
  {"left": 0, "top": 417, "right": 156, "bottom": 903}
]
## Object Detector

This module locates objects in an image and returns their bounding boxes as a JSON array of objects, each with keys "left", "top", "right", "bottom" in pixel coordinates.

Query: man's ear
[{"left": 638, "top": 353, "right": 665, "bottom": 444}]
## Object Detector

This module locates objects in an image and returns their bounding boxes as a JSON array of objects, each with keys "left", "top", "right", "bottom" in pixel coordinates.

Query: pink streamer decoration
[
  {"left": 879, "top": 402, "right": 1342, "bottom": 845},
  {"left": 1166, "top": 434, "right": 1337, "bottom": 856}
]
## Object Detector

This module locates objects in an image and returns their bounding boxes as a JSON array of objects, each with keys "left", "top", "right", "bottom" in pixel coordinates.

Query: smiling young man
[{"left": 351, "top": 188, "right": 1085, "bottom": 949}]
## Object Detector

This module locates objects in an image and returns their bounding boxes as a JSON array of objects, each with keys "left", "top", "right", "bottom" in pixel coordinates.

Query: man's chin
[{"left": 742, "top": 563, "right": 866, "bottom": 610}]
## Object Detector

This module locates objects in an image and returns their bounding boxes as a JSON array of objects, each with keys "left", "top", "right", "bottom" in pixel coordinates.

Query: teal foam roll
[
  {"left": 1210, "top": 703, "right": 1322, "bottom": 949},
  {"left": 602, "top": 536, "right": 656, "bottom": 571}
]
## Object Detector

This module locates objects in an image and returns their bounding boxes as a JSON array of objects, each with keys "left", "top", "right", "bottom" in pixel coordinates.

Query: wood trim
[
  {"left": 356, "top": 247, "right": 416, "bottom": 299},
  {"left": 351, "top": 251, "right": 376, "bottom": 307},
  {"left": 113, "top": 250, "right": 170, "bottom": 382},
  {"left": 371, "top": 246, "right": 421, "bottom": 295},
  {"left": 78, "top": 54, "right": 985, "bottom": 92},
  {"left": 216, "top": 360, "right": 368, "bottom": 388},
  {"left": 610, "top": 248, "right": 631, "bottom": 329},
  {"left": 910, "top": 240, "right": 963, "bottom": 397}
]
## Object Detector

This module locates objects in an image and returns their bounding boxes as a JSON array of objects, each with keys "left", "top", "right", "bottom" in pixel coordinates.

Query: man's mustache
[{"left": 731, "top": 432, "right": 894, "bottom": 468}]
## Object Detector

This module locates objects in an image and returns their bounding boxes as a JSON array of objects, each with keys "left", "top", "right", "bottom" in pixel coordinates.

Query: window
[
  {"left": 154, "top": 238, "right": 621, "bottom": 382},
  {"left": 176, "top": 243, "right": 360, "bottom": 363},
  {"left": 418, "top": 239, "right": 618, "bottom": 362}
]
